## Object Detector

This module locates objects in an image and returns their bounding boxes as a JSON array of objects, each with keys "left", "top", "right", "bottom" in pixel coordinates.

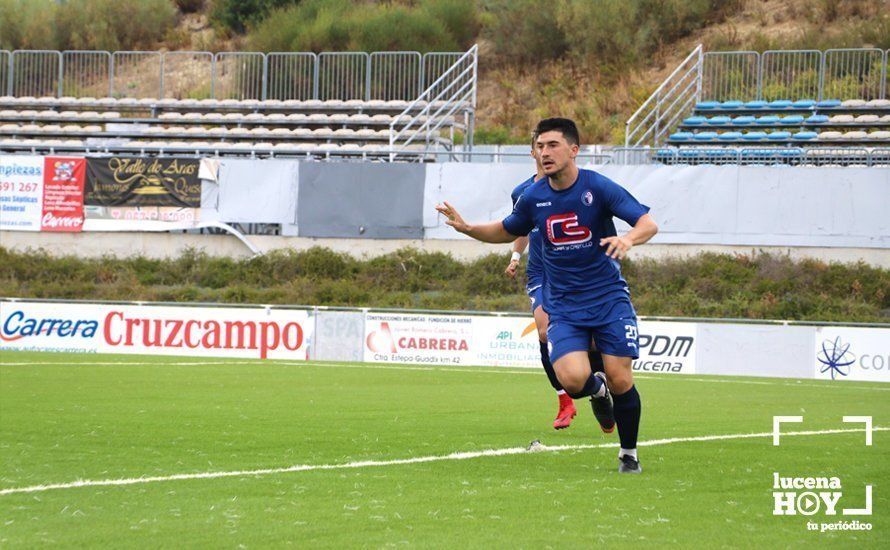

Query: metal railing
[
  {"left": 0, "top": 50, "right": 9, "bottom": 96},
  {"left": 388, "top": 45, "right": 478, "bottom": 161},
  {"left": 703, "top": 47, "right": 890, "bottom": 101},
  {"left": 2, "top": 48, "right": 469, "bottom": 102},
  {"left": 214, "top": 52, "right": 265, "bottom": 100},
  {"left": 631, "top": 47, "right": 890, "bottom": 147},
  {"left": 608, "top": 146, "right": 890, "bottom": 167},
  {"left": 625, "top": 45, "right": 703, "bottom": 147}
]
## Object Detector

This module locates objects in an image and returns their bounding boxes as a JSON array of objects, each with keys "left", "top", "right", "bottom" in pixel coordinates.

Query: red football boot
[{"left": 553, "top": 393, "right": 577, "bottom": 430}]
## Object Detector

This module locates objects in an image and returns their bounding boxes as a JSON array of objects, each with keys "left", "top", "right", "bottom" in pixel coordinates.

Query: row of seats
[
  {"left": 0, "top": 96, "right": 445, "bottom": 111},
  {"left": 696, "top": 98, "right": 889, "bottom": 110},
  {"left": 683, "top": 114, "right": 890, "bottom": 126},
  {"left": 0, "top": 137, "right": 426, "bottom": 153},
  {"left": 669, "top": 130, "right": 890, "bottom": 142},
  {"left": 0, "top": 110, "right": 408, "bottom": 124},
  {"left": 652, "top": 147, "right": 890, "bottom": 167},
  {"left": 0, "top": 124, "right": 394, "bottom": 139}
]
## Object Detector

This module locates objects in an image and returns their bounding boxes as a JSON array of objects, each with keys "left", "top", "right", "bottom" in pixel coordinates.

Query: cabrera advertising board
[
  {"left": 0, "top": 301, "right": 313, "bottom": 360},
  {"left": 363, "top": 312, "right": 698, "bottom": 372}
]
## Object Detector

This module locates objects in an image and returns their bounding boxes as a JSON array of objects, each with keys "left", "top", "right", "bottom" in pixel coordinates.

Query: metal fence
[
  {"left": 0, "top": 50, "right": 10, "bottom": 96},
  {"left": 11, "top": 50, "right": 60, "bottom": 97},
  {"left": 62, "top": 50, "right": 110, "bottom": 97},
  {"left": 214, "top": 52, "right": 265, "bottom": 100},
  {"left": 1, "top": 48, "right": 468, "bottom": 101},
  {"left": 317, "top": 52, "right": 367, "bottom": 100},
  {"left": 633, "top": 47, "right": 890, "bottom": 147},
  {"left": 703, "top": 47, "right": 890, "bottom": 101},
  {"left": 111, "top": 51, "right": 162, "bottom": 99},
  {"left": 608, "top": 146, "right": 890, "bottom": 167},
  {"left": 370, "top": 51, "right": 421, "bottom": 101},
  {"left": 701, "top": 50, "right": 759, "bottom": 102}
]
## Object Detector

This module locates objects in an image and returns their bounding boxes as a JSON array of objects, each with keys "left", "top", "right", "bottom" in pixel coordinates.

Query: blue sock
[
  {"left": 612, "top": 385, "right": 641, "bottom": 452},
  {"left": 566, "top": 371, "right": 603, "bottom": 399},
  {"left": 539, "top": 341, "right": 563, "bottom": 392}
]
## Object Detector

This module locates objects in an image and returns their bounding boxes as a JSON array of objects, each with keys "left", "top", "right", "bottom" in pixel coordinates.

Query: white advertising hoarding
[
  {"left": 814, "top": 326, "right": 890, "bottom": 382},
  {"left": 0, "top": 155, "right": 44, "bottom": 231},
  {"left": 363, "top": 312, "right": 476, "bottom": 365},
  {"left": 635, "top": 320, "right": 697, "bottom": 374},
  {"left": 0, "top": 301, "right": 313, "bottom": 360},
  {"left": 364, "top": 312, "right": 697, "bottom": 373}
]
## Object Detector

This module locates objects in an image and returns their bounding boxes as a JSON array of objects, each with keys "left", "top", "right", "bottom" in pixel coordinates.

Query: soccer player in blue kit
[
  {"left": 504, "top": 140, "right": 610, "bottom": 432},
  {"left": 436, "top": 118, "right": 658, "bottom": 473}
]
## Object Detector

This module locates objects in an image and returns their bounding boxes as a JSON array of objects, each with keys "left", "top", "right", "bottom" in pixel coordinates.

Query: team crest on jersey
[{"left": 582, "top": 190, "right": 593, "bottom": 206}]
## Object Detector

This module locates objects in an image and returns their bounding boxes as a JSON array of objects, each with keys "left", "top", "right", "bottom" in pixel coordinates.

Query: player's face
[{"left": 535, "top": 131, "right": 578, "bottom": 176}]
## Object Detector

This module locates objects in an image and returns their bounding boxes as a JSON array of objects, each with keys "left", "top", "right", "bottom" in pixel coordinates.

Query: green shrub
[
  {"left": 211, "top": 0, "right": 298, "bottom": 34},
  {"left": 479, "top": 0, "right": 568, "bottom": 65},
  {"left": 247, "top": 0, "right": 478, "bottom": 52},
  {"left": 1, "top": 247, "right": 888, "bottom": 323},
  {"left": 174, "top": 0, "right": 204, "bottom": 13},
  {"left": 0, "top": 0, "right": 177, "bottom": 51}
]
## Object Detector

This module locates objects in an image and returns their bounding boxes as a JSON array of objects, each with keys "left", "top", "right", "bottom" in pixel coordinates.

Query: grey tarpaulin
[
  {"left": 298, "top": 162, "right": 425, "bottom": 238},
  {"left": 215, "top": 159, "right": 299, "bottom": 224}
]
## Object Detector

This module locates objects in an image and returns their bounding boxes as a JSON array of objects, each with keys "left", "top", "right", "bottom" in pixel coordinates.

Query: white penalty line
[
  {"left": 0, "top": 427, "right": 884, "bottom": 497},
  {"left": 3, "top": 359, "right": 890, "bottom": 392}
]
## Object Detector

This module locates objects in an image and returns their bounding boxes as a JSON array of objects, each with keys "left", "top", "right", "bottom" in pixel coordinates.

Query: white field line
[
  {"left": 2, "top": 359, "right": 889, "bottom": 392},
  {"left": 0, "top": 427, "right": 885, "bottom": 496}
]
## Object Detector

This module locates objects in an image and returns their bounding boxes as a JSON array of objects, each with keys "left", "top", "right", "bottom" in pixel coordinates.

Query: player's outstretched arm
[
  {"left": 435, "top": 201, "right": 517, "bottom": 243},
  {"left": 600, "top": 213, "right": 658, "bottom": 259}
]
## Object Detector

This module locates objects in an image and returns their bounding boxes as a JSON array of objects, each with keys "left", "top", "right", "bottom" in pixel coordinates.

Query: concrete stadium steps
[
  {"left": 0, "top": 96, "right": 456, "bottom": 114},
  {"left": 0, "top": 139, "right": 433, "bottom": 159}
]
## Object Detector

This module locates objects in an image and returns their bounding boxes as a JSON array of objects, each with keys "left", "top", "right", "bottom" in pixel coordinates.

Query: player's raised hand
[
  {"left": 435, "top": 201, "right": 471, "bottom": 233},
  {"left": 600, "top": 236, "right": 633, "bottom": 259}
]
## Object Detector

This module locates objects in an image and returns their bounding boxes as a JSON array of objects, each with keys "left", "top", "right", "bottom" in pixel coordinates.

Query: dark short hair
[{"left": 534, "top": 118, "right": 580, "bottom": 146}]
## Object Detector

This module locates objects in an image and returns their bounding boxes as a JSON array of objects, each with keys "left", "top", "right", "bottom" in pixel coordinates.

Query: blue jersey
[
  {"left": 502, "top": 168, "right": 650, "bottom": 324},
  {"left": 510, "top": 176, "right": 544, "bottom": 288}
]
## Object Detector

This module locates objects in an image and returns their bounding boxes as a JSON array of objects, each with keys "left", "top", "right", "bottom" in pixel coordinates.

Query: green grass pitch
[{"left": 1, "top": 351, "right": 887, "bottom": 547}]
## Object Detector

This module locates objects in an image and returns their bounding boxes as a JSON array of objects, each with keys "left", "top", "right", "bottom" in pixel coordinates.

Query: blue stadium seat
[
  {"left": 732, "top": 115, "right": 756, "bottom": 125},
  {"left": 669, "top": 131, "right": 694, "bottom": 141},
  {"left": 719, "top": 100, "right": 744, "bottom": 109},
  {"left": 755, "top": 115, "right": 779, "bottom": 125},
  {"left": 655, "top": 148, "right": 675, "bottom": 159},
  {"left": 806, "top": 114, "right": 829, "bottom": 123},
  {"left": 697, "top": 101, "right": 720, "bottom": 110},
  {"left": 678, "top": 148, "right": 702, "bottom": 159},
  {"left": 693, "top": 131, "right": 719, "bottom": 141},
  {"left": 742, "top": 131, "right": 767, "bottom": 140},
  {"left": 792, "top": 131, "right": 818, "bottom": 140},
  {"left": 781, "top": 115, "right": 805, "bottom": 124},
  {"left": 816, "top": 99, "right": 841, "bottom": 108},
  {"left": 744, "top": 100, "right": 768, "bottom": 109},
  {"left": 767, "top": 131, "right": 792, "bottom": 140},
  {"left": 684, "top": 116, "right": 707, "bottom": 125},
  {"left": 706, "top": 115, "right": 731, "bottom": 125},
  {"left": 718, "top": 131, "right": 743, "bottom": 141},
  {"left": 768, "top": 99, "right": 793, "bottom": 109},
  {"left": 705, "top": 149, "right": 739, "bottom": 161},
  {"left": 792, "top": 99, "right": 816, "bottom": 108}
]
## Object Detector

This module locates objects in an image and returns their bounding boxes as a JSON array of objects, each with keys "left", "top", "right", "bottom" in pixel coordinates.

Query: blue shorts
[
  {"left": 546, "top": 316, "right": 640, "bottom": 363},
  {"left": 526, "top": 283, "right": 544, "bottom": 313}
]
